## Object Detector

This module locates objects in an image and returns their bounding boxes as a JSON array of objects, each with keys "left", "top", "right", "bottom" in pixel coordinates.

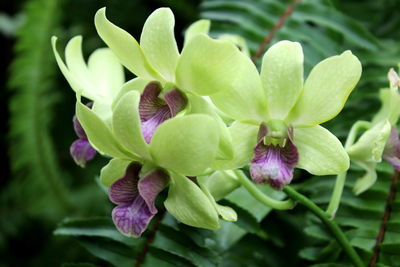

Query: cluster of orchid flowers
[{"left": 52, "top": 7, "right": 400, "bottom": 237}]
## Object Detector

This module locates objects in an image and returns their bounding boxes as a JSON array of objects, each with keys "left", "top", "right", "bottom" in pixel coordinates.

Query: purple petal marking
[
  {"left": 141, "top": 106, "right": 171, "bottom": 144},
  {"left": 164, "top": 89, "right": 187, "bottom": 117},
  {"left": 250, "top": 126, "right": 298, "bottom": 190},
  {"left": 70, "top": 139, "right": 97, "bottom": 168},
  {"left": 73, "top": 116, "right": 87, "bottom": 140},
  {"left": 139, "top": 82, "right": 164, "bottom": 121},
  {"left": 109, "top": 163, "right": 141, "bottom": 204},
  {"left": 383, "top": 127, "right": 400, "bottom": 171},
  {"left": 139, "top": 82, "right": 187, "bottom": 144},
  {"left": 73, "top": 102, "right": 93, "bottom": 140},
  {"left": 112, "top": 196, "right": 154, "bottom": 237},
  {"left": 138, "top": 169, "right": 169, "bottom": 214},
  {"left": 257, "top": 123, "right": 268, "bottom": 143}
]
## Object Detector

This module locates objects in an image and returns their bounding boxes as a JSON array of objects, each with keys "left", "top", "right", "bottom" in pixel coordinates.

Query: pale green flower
[
  {"left": 207, "top": 40, "right": 362, "bottom": 189},
  {"left": 51, "top": 8, "right": 246, "bottom": 231},
  {"left": 347, "top": 68, "right": 400, "bottom": 194}
]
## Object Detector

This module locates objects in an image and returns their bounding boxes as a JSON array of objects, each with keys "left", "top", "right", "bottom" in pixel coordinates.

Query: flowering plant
[{"left": 49, "top": 5, "right": 400, "bottom": 267}]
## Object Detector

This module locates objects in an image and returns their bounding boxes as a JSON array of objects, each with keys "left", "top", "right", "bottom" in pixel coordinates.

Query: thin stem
[
  {"left": 326, "top": 121, "right": 371, "bottom": 217},
  {"left": 369, "top": 171, "right": 399, "bottom": 266},
  {"left": 251, "top": 0, "right": 301, "bottom": 61},
  {"left": 134, "top": 210, "right": 165, "bottom": 267},
  {"left": 283, "top": 186, "right": 364, "bottom": 267},
  {"left": 235, "top": 170, "right": 296, "bottom": 210},
  {"left": 326, "top": 172, "right": 347, "bottom": 218}
]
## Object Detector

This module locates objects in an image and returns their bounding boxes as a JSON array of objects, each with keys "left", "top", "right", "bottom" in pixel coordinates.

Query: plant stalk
[
  {"left": 283, "top": 186, "right": 364, "bottom": 267},
  {"left": 235, "top": 170, "right": 296, "bottom": 210},
  {"left": 326, "top": 121, "right": 371, "bottom": 217}
]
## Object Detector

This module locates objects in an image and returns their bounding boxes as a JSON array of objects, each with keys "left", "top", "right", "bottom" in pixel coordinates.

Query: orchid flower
[
  {"left": 347, "top": 68, "right": 400, "bottom": 194},
  {"left": 51, "top": 36, "right": 125, "bottom": 166},
  {"left": 208, "top": 40, "right": 362, "bottom": 189},
  {"left": 51, "top": 21, "right": 235, "bottom": 237},
  {"left": 93, "top": 7, "right": 278, "bottom": 160}
]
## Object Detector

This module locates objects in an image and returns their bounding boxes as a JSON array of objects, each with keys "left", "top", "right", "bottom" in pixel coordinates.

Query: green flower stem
[
  {"left": 283, "top": 186, "right": 364, "bottom": 267},
  {"left": 326, "top": 120, "right": 371, "bottom": 217},
  {"left": 326, "top": 171, "right": 347, "bottom": 218},
  {"left": 234, "top": 170, "right": 296, "bottom": 210}
]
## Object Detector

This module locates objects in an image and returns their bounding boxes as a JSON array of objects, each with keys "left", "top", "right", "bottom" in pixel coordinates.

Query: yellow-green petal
[
  {"left": 140, "top": 8, "right": 179, "bottom": 82},
  {"left": 94, "top": 8, "right": 162, "bottom": 81},
  {"left": 87, "top": 48, "right": 124, "bottom": 98},
  {"left": 100, "top": 158, "right": 131, "bottom": 187},
  {"left": 76, "top": 98, "right": 136, "bottom": 160},
  {"left": 51, "top": 36, "right": 94, "bottom": 99},
  {"left": 352, "top": 161, "right": 377, "bottom": 195},
  {"left": 183, "top": 19, "right": 210, "bottom": 47},
  {"left": 112, "top": 91, "right": 150, "bottom": 159},
  {"left": 346, "top": 120, "right": 391, "bottom": 163},
  {"left": 294, "top": 125, "right": 349, "bottom": 175},
  {"left": 197, "top": 177, "right": 237, "bottom": 222},
  {"left": 261, "top": 40, "right": 303, "bottom": 119},
  {"left": 372, "top": 88, "right": 400, "bottom": 126},
  {"left": 212, "top": 122, "right": 259, "bottom": 170},
  {"left": 287, "top": 51, "right": 362, "bottom": 127},
  {"left": 197, "top": 170, "right": 240, "bottom": 201},
  {"left": 164, "top": 172, "right": 220, "bottom": 229},
  {"left": 149, "top": 114, "right": 220, "bottom": 176},
  {"left": 186, "top": 94, "right": 233, "bottom": 160},
  {"left": 176, "top": 34, "right": 264, "bottom": 118}
]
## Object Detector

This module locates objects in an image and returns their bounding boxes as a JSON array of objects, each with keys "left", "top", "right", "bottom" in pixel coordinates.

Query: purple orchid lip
[
  {"left": 139, "top": 82, "right": 186, "bottom": 144},
  {"left": 250, "top": 124, "right": 299, "bottom": 190},
  {"left": 70, "top": 107, "right": 97, "bottom": 168},
  {"left": 109, "top": 163, "right": 169, "bottom": 237},
  {"left": 383, "top": 127, "right": 400, "bottom": 171},
  {"left": 70, "top": 139, "right": 96, "bottom": 168}
]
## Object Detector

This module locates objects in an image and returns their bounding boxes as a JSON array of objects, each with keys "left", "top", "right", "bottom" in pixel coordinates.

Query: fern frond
[{"left": 6, "top": 0, "right": 71, "bottom": 221}]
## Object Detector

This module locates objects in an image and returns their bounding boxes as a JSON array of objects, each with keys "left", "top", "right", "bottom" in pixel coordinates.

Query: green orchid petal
[
  {"left": 186, "top": 94, "right": 233, "bottom": 160},
  {"left": 150, "top": 114, "right": 220, "bottom": 176},
  {"left": 212, "top": 122, "right": 259, "bottom": 170},
  {"left": 164, "top": 172, "right": 220, "bottom": 229},
  {"left": 52, "top": 36, "right": 95, "bottom": 100},
  {"left": 52, "top": 36, "right": 125, "bottom": 103},
  {"left": 92, "top": 99, "right": 113, "bottom": 123},
  {"left": 287, "top": 51, "right": 362, "bottom": 127},
  {"left": 76, "top": 97, "right": 136, "bottom": 160},
  {"left": 352, "top": 161, "right": 377, "bottom": 195},
  {"left": 112, "top": 78, "right": 150, "bottom": 110},
  {"left": 112, "top": 91, "right": 150, "bottom": 159},
  {"left": 372, "top": 89, "right": 400, "bottom": 126},
  {"left": 183, "top": 19, "right": 210, "bottom": 47},
  {"left": 214, "top": 203, "right": 237, "bottom": 221},
  {"left": 197, "top": 177, "right": 237, "bottom": 222},
  {"left": 208, "top": 54, "right": 266, "bottom": 121},
  {"left": 218, "top": 34, "right": 250, "bottom": 57},
  {"left": 261, "top": 41, "right": 303, "bottom": 120},
  {"left": 176, "top": 34, "right": 265, "bottom": 121},
  {"left": 87, "top": 48, "right": 124, "bottom": 98},
  {"left": 140, "top": 8, "right": 179, "bottom": 82},
  {"left": 94, "top": 8, "right": 162, "bottom": 81},
  {"left": 346, "top": 120, "right": 391, "bottom": 163},
  {"left": 294, "top": 125, "right": 349, "bottom": 175},
  {"left": 197, "top": 170, "right": 240, "bottom": 201},
  {"left": 100, "top": 158, "right": 131, "bottom": 187}
]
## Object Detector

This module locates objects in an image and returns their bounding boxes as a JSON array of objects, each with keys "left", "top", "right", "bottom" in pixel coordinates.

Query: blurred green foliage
[{"left": 2, "top": 0, "right": 400, "bottom": 266}]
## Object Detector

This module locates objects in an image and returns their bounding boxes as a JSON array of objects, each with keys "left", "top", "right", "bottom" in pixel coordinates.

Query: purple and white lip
[
  {"left": 109, "top": 163, "right": 169, "bottom": 237},
  {"left": 139, "top": 82, "right": 186, "bottom": 144},
  {"left": 70, "top": 109, "right": 96, "bottom": 168},
  {"left": 250, "top": 124, "right": 299, "bottom": 190}
]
